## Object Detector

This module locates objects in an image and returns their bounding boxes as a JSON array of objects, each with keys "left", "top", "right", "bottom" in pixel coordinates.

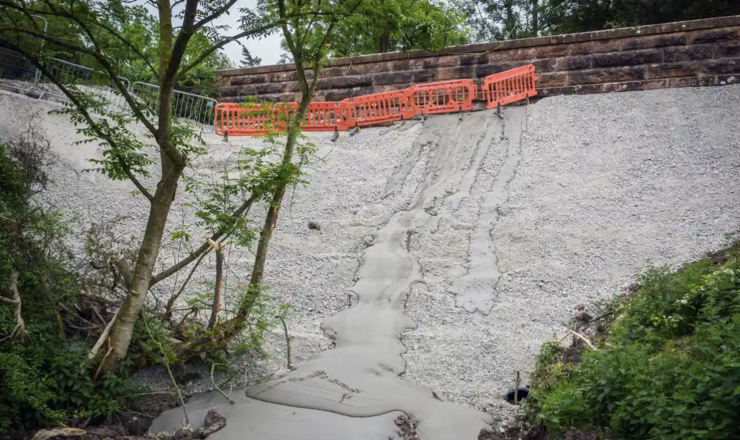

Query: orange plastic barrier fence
[
  {"left": 215, "top": 65, "right": 537, "bottom": 136},
  {"left": 341, "top": 90, "right": 414, "bottom": 128},
  {"left": 302, "top": 101, "right": 347, "bottom": 131},
  {"left": 481, "top": 65, "right": 538, "bottom": 110},
  {"left": 215, "top": 103, "right": 291, "bottom": 136},
  {"left": 409, "top": 80, "right": 475, "bottom": 116}
]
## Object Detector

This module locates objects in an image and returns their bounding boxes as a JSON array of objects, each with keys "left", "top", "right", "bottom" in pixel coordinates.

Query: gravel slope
[
  {"left": 2, "top": 85, "right": 739, "bottom": 436},
  {"left": 403, "top": 85, "right": 740, "bottom": 422}
]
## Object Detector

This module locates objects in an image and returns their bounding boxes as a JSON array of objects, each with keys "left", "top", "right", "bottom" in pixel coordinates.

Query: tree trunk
[
  {"left": 505, "top": 0, "right": 517, "bottom": 39},
  {"left": 531, "top": 0, "right": 539, "bottom": 36},
  {"left": 97, "top": 155, "right": 181, "bottom": 374},
  {"left": 240, "top": 95, "right": 311, "bottom": 318},
  {"left": 378, "top": 35, "right": 391, "bottom": 53}
]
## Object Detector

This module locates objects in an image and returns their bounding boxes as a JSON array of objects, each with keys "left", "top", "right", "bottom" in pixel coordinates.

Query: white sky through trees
[{"left": 139, "top": 0, "right": 284, "bottom": 67}]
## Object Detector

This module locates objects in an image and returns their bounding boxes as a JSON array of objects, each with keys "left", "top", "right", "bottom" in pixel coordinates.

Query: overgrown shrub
[
  {"left": 0, "top": 136, "right": 136, "bottom": 435},
  {"left": 528, "top": 244, "right": 740, "bottom": 440}
]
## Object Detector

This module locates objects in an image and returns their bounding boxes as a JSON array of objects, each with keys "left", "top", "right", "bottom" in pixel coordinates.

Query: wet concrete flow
[{"left": 151, "top": 108, "right": 528, "bottom": 439}]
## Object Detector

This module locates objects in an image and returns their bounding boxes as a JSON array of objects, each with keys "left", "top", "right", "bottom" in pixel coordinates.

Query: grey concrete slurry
[
  {"left": 149, "top": 391, "right": 406, "bottom": 439},
  {"left": 448, "top": 111, "right": 524, "bottom": 314},
  {"left": 150, "top": 110, "right": 523, "bottom": 438}
]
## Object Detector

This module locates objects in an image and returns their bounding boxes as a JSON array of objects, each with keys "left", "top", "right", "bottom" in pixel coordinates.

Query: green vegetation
[
  {"left": 328, "top": 0, "right": 468, "bottom": 57},
  {"left": 456, "top": 0, "right": 740, "bottom": 42},
  {"left": 0, "top": 133, "right": 136, "bottom": 434},
  {"left": 528, "top": 244, "right": 740, "bottom": 440}
]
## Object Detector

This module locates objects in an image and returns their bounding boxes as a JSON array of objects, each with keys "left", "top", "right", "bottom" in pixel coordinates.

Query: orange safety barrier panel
[
  {"left": 481, "top": 65, "right": 538, "bottom": 110},
  {"left": 214, "top": 103, "right": 290, "bottom": 136},
  {"left": 341, "top": 90, "right": 414, "bottom": 128},
  {"left": 302, "top": 101, "right": 347, "bottom": 131},
  {"left": 214, "top": 65, "right": 538, "bottom": 135},
  {"left": 409, "top": 80, "right": 476, "bottom": 116}
]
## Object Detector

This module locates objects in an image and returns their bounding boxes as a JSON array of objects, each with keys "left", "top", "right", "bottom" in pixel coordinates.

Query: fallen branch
[
  {"left": 142, "top": 313, "right": 189, "bottom": 427},
  {"left": 210, "top": 363, "right": 234, "bottom": 404},
  {"left": 276, "top": 314, "right": 292, "bottom": 370},
  {"left": 565, "top": 328, "right": 598, "bottom": 351},
  {"left": 586, "top": 310, "right": 614, "bottom": 325},
  {"left": 89, "top": 309, "right": 119, "bottom": 359},
  {"left": 0, "top": 272, "right": 25, "bottom": 343}
]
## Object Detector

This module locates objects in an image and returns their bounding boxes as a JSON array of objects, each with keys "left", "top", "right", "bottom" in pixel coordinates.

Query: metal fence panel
[
  {"left": 0, "top": 48, "right": 40, "bottom": 95},
  {"left": 0, "top": 49, "right": 217, "bottom": 133},
  {"left": 133, "top": 81, "right": 216, "bottom": 133}
]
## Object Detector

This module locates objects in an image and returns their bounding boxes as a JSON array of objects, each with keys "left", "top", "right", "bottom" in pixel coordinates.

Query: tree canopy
[
  {"left": 328, "top": 0, "right": 469, "bottom": 57},
  {"left": 455, "top": 0, "right": 740, "bottom": 42}
]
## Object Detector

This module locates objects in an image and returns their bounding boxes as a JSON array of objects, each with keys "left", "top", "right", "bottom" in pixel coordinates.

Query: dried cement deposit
[{"left": 2, "top": 84, "right": 740, "bottom": 438}]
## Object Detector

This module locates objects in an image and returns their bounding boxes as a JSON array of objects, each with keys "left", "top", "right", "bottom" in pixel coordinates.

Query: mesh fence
[
  {"left": 133, "top": 81, "right": 216, "bottom": 133},
  {"left": 0, "top": 48, "right": 217, "bottom": 132}
]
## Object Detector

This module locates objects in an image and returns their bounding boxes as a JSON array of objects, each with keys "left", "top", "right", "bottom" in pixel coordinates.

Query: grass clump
[{"left": 528, "top": 244, "right": 740, "bottom": 440}]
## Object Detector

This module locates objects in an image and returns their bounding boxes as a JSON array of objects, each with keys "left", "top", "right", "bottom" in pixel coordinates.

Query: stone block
[
  {"left": 255, "top": 83, "right": 287, "bottom": 94},
  {"left": 460, "top": 54, "right": 489, "bottom": 65},
  {"left": 534, "top": 44, "right": 569, "bottom": 59},
  {"left": 555, "top": 55, "right": 592, "bottom": 71},
  {"left": 413, "top": 69, "right": 437, "bottom": 82},
  {"left": 646, "top": 61, "right": 704, "bottom": 79},
  {"left": 663, "top": 44, "right": 713, "bottom": 62},
  {"left": 537, "top": 72, "right": 568, "bottom": 88},
  {"left": 715, "top": 41, "right": 740, "bottom": 58},
  {"left": 324, "top": 89, "right": 353, "bottom": 101},
  {"left": 592, "top": 49, "right": 662, "bottom": 68},
  {"left": 373, "top": 71, "right": 414, "bottom": 85},
  {"left": 438, "top": 65, "right": 476, "bottom": 80},
  {"left": 220, "top": 86, "right": 239, "bottom": 97},
  {"left": 231, "top": 75, "right": 267, "bottom": 86},
  {"left": 705, "top": 58, "right": 740, "bottom": 74},
  {"left": 321, "top": 66, "right": 348, "bottom": 78},
  {"left": 531, "top": 58, "right": 557, "bottom": 72},
  {"left": 568, "top": 66, "right": 646, "bottom": 85},
  {"left": 475, "top": 63, "right": 514, "bottom": 78},
  {"left": 487, "top": 47, "right": 538, "bottom": 61},
  {"left": 317, "top": 75, "right": 373, "bottom": 90},
  {"left": 568, "top": 39, "right": 621, "bottom": 55},
  {"left": 266, "top": 71, "right": 298, "bottom": 82},
  {"left": 688, "top": 27, "right": 740, "bottom": 44},
  {"left": 620, "top": 33, "right": 687, "bottom": 50}
]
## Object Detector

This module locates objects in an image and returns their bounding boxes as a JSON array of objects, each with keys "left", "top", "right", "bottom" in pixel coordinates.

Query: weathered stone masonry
[{"left": 217, "top": 15, "right": 740, "bottom": 102}]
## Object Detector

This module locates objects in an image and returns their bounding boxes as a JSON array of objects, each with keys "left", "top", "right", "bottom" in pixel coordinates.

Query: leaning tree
[{"left": 0, "top": 0, "right": 361, "bottom": 375}]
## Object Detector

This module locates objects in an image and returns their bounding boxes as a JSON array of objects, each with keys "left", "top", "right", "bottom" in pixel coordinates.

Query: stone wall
[{"left": 217, "top": 15, "right": 740, "bottom": 102}]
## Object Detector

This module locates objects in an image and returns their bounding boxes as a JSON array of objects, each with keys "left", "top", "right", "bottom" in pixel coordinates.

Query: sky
[
  {"left": 209, "top": 0, "right": 284, "bottom": 67},
  {"left": 140, "top": 0, "right": 284, "bottom": 67}
]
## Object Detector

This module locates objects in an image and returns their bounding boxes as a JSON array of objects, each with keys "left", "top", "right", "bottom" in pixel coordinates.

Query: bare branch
[
  {"left": 164, "top": 248, "right": 209, "bottom": 320},
  {"left": 192, "top": 0, "right": 238, "bottom": 32},
  {"left": 122, "top": 167, "right": 154, "bottom": 202},
  {"left": 178, "top": 22, "right": 282, "bottom": 77},
  {"left": 113, "top": 255, "right": 134, "bottom": 290},
  {"left": 88, "top": 309, "right": 119, "bottom": 359},
  {"left": 565, "top": 328, "right": 598, "bottom": 351},
  {"left": 207, "top": 238, "right": 223, "bottom": 330},
  {"left": 0, "top": 272, "right": 25, "bottom": 343},
  {"left": 210, "top": 363, "right": 234, "bottom": 403},
  {"left": 276, "top": 314, "right": 292, "bottom": 370},
  {"left": 151, "top": 196, "right": 254, "bottom": 285}
]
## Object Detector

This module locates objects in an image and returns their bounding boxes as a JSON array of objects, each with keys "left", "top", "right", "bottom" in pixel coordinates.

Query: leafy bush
[
  {"left": 0, "top": 139, "right": 136, "bottom": 434},
  {"left": 529, "top": 244, "right": 740, "bottom": 440}
]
